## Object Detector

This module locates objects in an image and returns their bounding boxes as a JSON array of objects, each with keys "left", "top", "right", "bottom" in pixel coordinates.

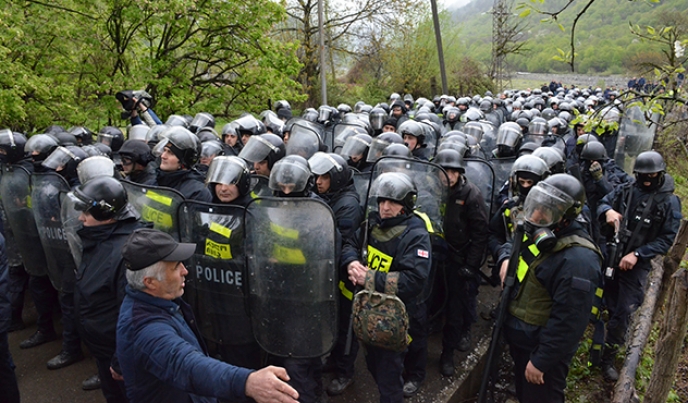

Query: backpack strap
[
  {"left": 384, "top": 272, "right": 400, "bottom": 295},
  {"left": 364, "top": 270, "right": 376, "bottom": 292}
]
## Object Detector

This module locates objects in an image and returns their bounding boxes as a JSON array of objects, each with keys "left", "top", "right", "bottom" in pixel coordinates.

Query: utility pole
[
  {"left": 430, "top": 0, "right": 448, "bottom": 95},
  {"left": 491, "top": 0, "right": 510, "bottom": 93},
  {"left": 318, "top": 0, "right": 327, "bottom": 105}
]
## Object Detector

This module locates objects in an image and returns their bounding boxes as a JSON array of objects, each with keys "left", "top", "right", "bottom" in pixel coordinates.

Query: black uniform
[
  {"left": 156, "top": 168, "right": 212, "bottom": 202},
  {"left": 442, "top": 176, "right": 489, "bottom": 350},
  {"left": 597, "top": 174, "right": 681, "bottom": 347},
  {"left": 75, "top": 217, "right": 144, "bottom": 402},
  {"left": 125, "top": 164, "right": 156, "bottom": 186},
  {"left": 503, "top": 221, "right": 602, "bottom": 403},
  {"left": 340, "top": 212, "right": 431, "bottom": 403}
]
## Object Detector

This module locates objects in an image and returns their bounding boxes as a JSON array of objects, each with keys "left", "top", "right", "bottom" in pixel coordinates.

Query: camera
[{"left": 116, "top": 90, "right": 153, "bottom": 119}]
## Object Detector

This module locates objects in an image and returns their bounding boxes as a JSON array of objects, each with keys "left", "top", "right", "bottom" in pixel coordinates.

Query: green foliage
[{"left": 0, "top": 0, "right": 304, "bottom": 133}]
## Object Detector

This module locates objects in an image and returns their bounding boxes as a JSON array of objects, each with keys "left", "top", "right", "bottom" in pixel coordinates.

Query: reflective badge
[
  {"left": 205, "top": 238, "right": 232, "bottom": 259},
  {"left": 141, "top": 205, "right": 173, "bottom": 230},
  {"left": 272, "top": 244, "right": 306, "bottom": 265},
  {"left": 270, "top": 222, "right": 299, "bottom": 240},
  {"left": 367, "top": 245, "right": 393, "bottom": 272},
  {"left": 145, "top": 190, "right": 173, "bottom": 206},
  {"left": 417, "top": 249, "right": 429, "bottom": 258},
  {"left": 209, "top": 222, "right": 232, "bottom": 239}
]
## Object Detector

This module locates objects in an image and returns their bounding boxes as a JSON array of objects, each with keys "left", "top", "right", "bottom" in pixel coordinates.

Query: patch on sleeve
[
  {"left": 571, "top": 277, "right": 591, "bottom": 292},
  {"left": 417, "top": 249, "right": 429, "bottom": 258},
  {"left": 455, "top": 199, "right": 465, "bottom": 205}
]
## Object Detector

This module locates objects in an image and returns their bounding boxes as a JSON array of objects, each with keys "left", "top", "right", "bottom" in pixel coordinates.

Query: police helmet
[
  {"left": 532, "top": 146, "right": 566, "bottom": 174},
  {"left": 268, "top": 155, "right": 312, "bottom": 195},
  {"left": 98, "top": 126, "right": 125, "bottom": 152},
  {"left": 579, "top": 141, "right": 607, "bottom": 161},
  {"left": 239, "top": 133, "right": 285, "bottom": 170},
  {"left": 0, "top": 130, "right": 28, "bottom": 164},
  {"left": 25, "top": 134, "right": 59, "bottom": 162},
  {"left": 153, "top": 126, "right": 201, "bottom": 169},
  {"left": 189, "top": 112, "right": 215, "bottom": 133},
  {"left": 523, "top": 173, "right": 585, "bottom": 227},
  {"left": 77, "top": 156, "right": 115, "bottom": 185},
  {"left": 119, "top": 139, "right": 155, "bottom": 166},
  {"left": 145, "top": 124, "right": 170, "bottom": 148},
  {"left": 366, "top": 132, "right": 404, "bottom": 163},
  {"left": 433, "top": 149, "right": 465, "bottom": 172},
  {"left": 165, "top": 114, "right": 189, "bottom": 128},
  {"left": 370, "top": 172, "right": 417, "bottom": 214},
  {"left": 398, "top": 120, "right": 425, "bottom": 147},
  {"left": 308, "top": 152, "right": 352, "bottom": 193},
  {"left": 42, "top": 145, "right": 88, "bottom": 180},
  {"left": 206, "top": 156, "right": 251, "bottom": 197},
  {"left": 381, "top": 143, "right": 412, "bottom": 158},
  {"left": 633, "top": 150, "right": 666, "bottom": 174},
  {"left": 69, "top": 176, "right": 135, "bottom": 221},
  {"left": 128, "top": 124, "right": 149, "bottom": 141},
  {"left": 69, "top": 126, "right": 94, "bottom": 145}
]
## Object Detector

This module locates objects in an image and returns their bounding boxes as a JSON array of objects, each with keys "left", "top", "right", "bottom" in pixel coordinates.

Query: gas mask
[{"left": 525, "top": 221, "right": 558, "bottom": 252}]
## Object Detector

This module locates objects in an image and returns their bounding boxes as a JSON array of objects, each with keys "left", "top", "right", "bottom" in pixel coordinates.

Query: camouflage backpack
[{"left": 352, "top": 270, "right": 409, "bottom": 352}]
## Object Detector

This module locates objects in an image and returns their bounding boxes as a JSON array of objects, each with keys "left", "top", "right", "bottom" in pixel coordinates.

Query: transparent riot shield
[
  {"left": 484, "top": 112, "right": 501, "bottom": 128},
  {"left": 0, "top": 203, "right": 23, "bottom": 268},
  {"left": 488, "top": 157, "right": 516, "bottom": 210},
  {"left": 286, "top": 120, "right": 325, "bottom": 159},
  {"left": 245, "top": 197, "right": 337, "bottom": 358},
  {"left": 121, "top": 180, "right": 184, "bottom": 237},
  {"left": 353, "top": 171, "right": 371, "bottom": 208},
  {"left": 60, "top": 191, "right": 83, "bottom": 268},
  {"left": 249, "top": 174, "right": 272, "bottom": 198},
  {"left": 178, "top": 201, "right": 255, "bottom": 350},
  {"left": 0, "top": 165, "right": 48, "bottom": 277},
  {"left": 464, "top": 158, "right": 496, "bottom": 216},
  {"left": 614, "top": 106, "right": 657, "bottom": 175},
  {"left": 479, "top": 121, "right": 498, "bottom": 153},
  {"left": 31, "top": 172, "right": 76, "bottom": 290}
]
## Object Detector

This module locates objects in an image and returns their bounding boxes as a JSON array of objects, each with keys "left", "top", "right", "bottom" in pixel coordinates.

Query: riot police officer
[
  {"left": 118, "top": 139, "right": 156, "bottom": 185},
  {"left": 206, "top": 156, "right": 253, "bottom": 206},
  {"left": 153, "top": 126, "right": 212, "bottom": 202},
  {"left": 597, "top": 151, "right": 681, "bottom": 381},
  {"left": 433, "top": 149, "right": 489, "bottom": 376},
  {"left": 398, "top": 120, "right": 428, "bottom": 161},
  {"left": 501, "top": 174, "right": 603, "bottom": 403},
  {"left": 239, "top": 133, "right": 285, "bottom": 177},
  {"left": 341, "top": 172, "right": 431, "bottom": 403}
]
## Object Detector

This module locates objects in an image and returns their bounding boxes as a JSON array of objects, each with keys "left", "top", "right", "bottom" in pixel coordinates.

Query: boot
[
  {"left": 601, "top": 343, "right": 619, "bottom": 382},
  {"left": 440, "top": 349, "right": 455, "bottom": 377}
]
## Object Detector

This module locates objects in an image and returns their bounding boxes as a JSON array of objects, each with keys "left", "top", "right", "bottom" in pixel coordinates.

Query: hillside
[{"left": 449, "top": 0, "right": 688, "bottom": 74}]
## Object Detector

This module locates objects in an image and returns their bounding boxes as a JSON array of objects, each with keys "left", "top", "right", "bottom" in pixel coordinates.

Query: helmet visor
[
  {"left": 67, "top": 190, "right": 93, "bottom": 212},
  {"left": 370, "top": 172, "right": 414, "bottom": 201},
  {"left": 522, "top": 182, "right": 574, "bottom": 227},
  {"left": 340, "top": 135, "right": 370, "bottom": 160},
  {"left": 497, "top": 126, "right": 522, "bottom": 147},
  {"left": 201, "top": 141, "right": 223, "bottom": 159},
  {"left": 239, "top": 135, "right": 278, "bottom": 163},
  {"left": 77, "top": 156, "right": 115, "bottom": 185},
  {"left": 206, "top": 156, "right": 247, "bottom": 186},
  {"left": 366, "top": 138, "right": 391, "bottom": 163},
  {"left": 268, "top": 159, "right": 311, "bottom": 193},
  {"left": 42, "top": 146, "right": 77, "bottom": 170},
  {"left": 190, "top": 113, "right": 212, "bottom": 130},
  {"left": 463, "top": 124, "right": 484, "bottom": 142},
  {"left": 128, "top": 125, "right": 149, "bottom": 141},
  {"left": 286, "top": 123, "right": 321, "bottom": 159},
  {"left": 97, "top": 133, "right": 114, "bottom": 147},
  {"left": 308, "top": 152, "right": 343, "bottom": 176}
]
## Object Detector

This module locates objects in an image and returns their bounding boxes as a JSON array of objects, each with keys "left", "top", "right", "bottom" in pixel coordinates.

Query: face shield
[
  {"left": 42, "top": 146, "right": 78, "bottom": 170},
  {"left": 366, "top": 137, "right": 392, "bottom": 163},
  {"left": 77, "top": 156, "right": 115, "bottom": 185},
  {"left": 146, "top": 124, "right": 170, "bottom": 146},
  {"left": 268, "top": 158, "right": 311, "bottom": 194},
  {"left": 522, "top": 181, "right": 573, "bottom": 228},
  {"left": 496, "top": 125, "right": 522, "bottom": 147},
  {"left": 97, "top": 133, "right": 115, "bottom": 147},
  {"left": 339, "top": 135, "right": 371, "bottom": 160},
  {"left": 286, "top": 122, "right": 321, "bottom": 159},
  {"left": 25, "top": 134, "right": 58, "bottom": 155},
  {"left": 190, "top": 113, "right": 213, "bottom": 131},
  {"left": 128, "top": 125, "right": 149, "bottom": 141},
  {"left": 206, "top": 156, "right": 248, "bottom": 186},
  {"left": 370, "top": 172, "right": 414, "bottom": 201},
  {"left": 165, "top": 115, "right": 188, "bottom": 127},
  {"left": 152, "top": 127, "right": 197, "bottom": 157},
  {"left": 308, "top": 152, "right": 343, "bottom": 176},
  {"left": 370, "top": 112, "right": 386, "bottom": 131},
  {"left": 463, "top": 123, "right": 484, "bottom": 143},
  {"left": 239, "top": 135, "right": 279, "bottom": 163}
]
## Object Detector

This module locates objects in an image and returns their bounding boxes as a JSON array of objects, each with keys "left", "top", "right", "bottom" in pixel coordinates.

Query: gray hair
[{"left": 126, "top": 260, "right": 166, "bottom": 291}]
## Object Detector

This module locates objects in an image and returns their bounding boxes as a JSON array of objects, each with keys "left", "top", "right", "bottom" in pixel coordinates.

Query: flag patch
[{"left": 417, "top": 249, "right": 429, "bottom": 258}]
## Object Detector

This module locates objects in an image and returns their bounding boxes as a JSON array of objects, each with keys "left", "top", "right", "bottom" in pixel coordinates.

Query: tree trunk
[
  {"left": 654, "top": 220, "right": 688, "bottom": 321},
  {"left": 643, "top": 268, "right": 688, "bottom": 403},
  {"left": 611, "top": 257, "right": 664, "bottom": 403}
]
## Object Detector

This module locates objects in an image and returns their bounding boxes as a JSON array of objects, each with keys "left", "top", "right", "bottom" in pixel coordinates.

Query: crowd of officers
[{"left": 0, "top": 84, "right": 682, "bottom": 403}]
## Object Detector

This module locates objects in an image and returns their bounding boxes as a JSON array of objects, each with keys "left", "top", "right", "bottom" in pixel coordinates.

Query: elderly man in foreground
[{"left": 116, "top": 228, "right": 299, "bottom": 403}]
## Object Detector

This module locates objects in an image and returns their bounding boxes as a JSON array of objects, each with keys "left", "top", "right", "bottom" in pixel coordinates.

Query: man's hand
[
  {"left": 619, "top": 251, "right": 638, "bottom": 271},
  {"left": 525, "top": 361, "right": 544, "bottom": 385},
  {"left": 245, "top": 366, "right": 299, "bottom": 403},
  {"left": 605, "top": 209, "right": 623, "bottom": 227},
  {"left": 589, "top": 161, "right": 603, "bottom": 181},
  {"left": 347, "top": 261, "right": 368, "bottom": 286},
  {"left": 499, "top": 259, "right": 509, "bottom": 289},
  {"left": 110, "top": 366, "right": 124, "bottom": 381}
]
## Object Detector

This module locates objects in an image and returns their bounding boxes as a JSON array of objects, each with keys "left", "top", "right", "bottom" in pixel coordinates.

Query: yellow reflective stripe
[
  {"left": 367, "top": 245, "right": 393, "bottom": 273},
  {"left": 141, "top": 205, "right": 173, "bottom": 229},
  {"left": 407, "top": 334, "right": 413, "bottom": 344},
  {"left": 517, "top": 257, "right": 529, "bottom": 283},
  {"left": 528, "top": 243, "right": 539, "bottom": 256},
  {"left": 27, "top": 195, "right": 32, "bottom": 209},
  {"left": 595, "top": 287, "right": 604, "bottom": 298},
  {"left": 209, "top": 222, "right": 232, "bottom": 238},
  {"left": 250, "top": 191, "right": 259, "bottom": 199},
  {"left": 205, "top": 238, "right": 232, "bottom": 259},
  {"left": 591, "top": 306, "right": 599, "bottom": 316},
  {"left": 145, "top": 190, "right": 173, "bottom": 206},
  {"left": 339, "top": 280, "right": 353, "bottom": 300},
  {"left": 272, "top": 244, "right": 306, "bottom": 264},
  {"left": 414, "top": 211, "right": 434, "bottom": 233},
  {"left": 270, "top": 222, "right": 299, "bottom": 240},
  {"left": 504, "top": 208, "right": 510, "bottom": 217}
]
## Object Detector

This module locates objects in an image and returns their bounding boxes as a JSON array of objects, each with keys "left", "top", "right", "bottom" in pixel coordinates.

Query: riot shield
[
  {"left": 488, "top": 157, "right": 516, "bottom": 210},
  {"left": 31, "top": 172, "right": 76, "bottom": 290},
  {"left": 286, "top": 120, "right": 325, "bottom": 159},
  {"left": 178, "top": 201, "right": 254, "bottom": 349},
  {"left": 249, "top": 174, "right": 272, "bottom": 198},
  {"left": 479, "top": 121, "right": 497, "bottom": 153},
  {"left": 367, "top": 157, "right": 449, "bottom": 236},
  {"left": 0, "top": 165, "right": 48, "bottom": 277},
  {"left": 0, "top": 203, "right": 22, "bottom": 267},
  {"left": 614, "top": 106, "right": 657, "bottom": 175},
  {"left": 245, "top": 197, "right": 337, "bottom": 358},
  {"left": 353, "top": 171, "right": 371, "bottom": 208},
  {"left": 121, "top": 180, "right": 184, "bottom": 237},
  {"left": 464, "top": 158, "right": 496, "bottom": 216},
  {"left": 484, "top": 112, "right": 501, "bottom": 128},
  {"left": 60, "top": 191, "right": 83, "bottom": 268}
]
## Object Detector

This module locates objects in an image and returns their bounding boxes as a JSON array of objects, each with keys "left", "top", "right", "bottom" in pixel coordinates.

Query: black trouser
[
  {"left": 58, "top": 291, "right": 82, "bottom": 355},
  {"left": 96, "top": 357, "right": 128, "bottom": 403},
  {"left": 217, "top": 341, "right": 263, "bottom": 370},
  {"left": 404, "top": 304, "right": 428, "bottom": 383},
  {"left": 442, "top": 269, "right": 479, "bottom": 351},
  {"left": 365, "top": 345, "right": 405, "bottom": 403},
  {"left": 0, "top": 332, "right": 20, "bottom": 403},
  {"left": 8, "top": 265, "right": 28, "bottom": 324},
  {"left": 283, "top": 357, "right": 323, "bottom": 403},
  {"left": 603, "top": 261, "right": 650, "bottom": 346},
  {"left": 505, "top": 327, "right": 569, "bottom": 403},
  {"left": 328, "top": 293, "right": 359, "bottom": 379},
  {"left": 28, "top": 274, "right": 59, "bottom": 335}
]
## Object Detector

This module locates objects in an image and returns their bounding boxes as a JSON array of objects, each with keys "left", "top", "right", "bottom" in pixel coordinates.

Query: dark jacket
[
  {"left": 117, "top": 286, "right": 252, "bottom": 403},
  {"left": 505, "top": 221, "right": 603, "bottom": 373},
  {"left": 318, "top": 182, "right": 362, "bottom": 242},
  {"left": 488, "top": 197, "right": 520, "bottom": 262},
  {"left": 0, "top": 233, "right": 10, "bottom": 333},
  {"left": 340, "top": 212, "right": 431, "bottom": 315},
  {"left": 126, "top": 164, "right": 157, "bottom": 186},
  {"left": 444, "top": 176, "right": 489, "bottom": 269},
  {"left": 74, "top": 218, "right": 144, "bottom": 360},
  {"left": 156, "top": 168, "right": 213, "bottom": 202},
  {"left": 597, "top": 174, "right": 682, "bottom": 260}
]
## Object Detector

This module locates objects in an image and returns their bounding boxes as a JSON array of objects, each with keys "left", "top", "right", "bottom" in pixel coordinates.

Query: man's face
[
  {"left": 576, "top": 126, "right": 586, "bottom": 137},
  {"left": 224, "top": 134, "right": 238, "bottom": 147},
  {"left": 160, "top": 146, "right": 182, "bottom": 171},
  {"left": 254, "top": 160, "right": 270, "bottom": 176},
  {"left": 350, "top": 153, "right": 363, "bottom": 163},
  {"left": 152, "top": 261, "right": 188, "bottom": 300},
  {"left": 316, "top": 173, "right": 331, "bottom": 194},
  {"left": 379, "top": 199, "right": 404, "bottom": 219},
  {"left": 518, "top": 177, "right": 535, "bottom": 189},
  {"left": 391, "top": 107, "right": 403, "bottom": 117},
  {"left": 121, "top": 156, "right": 134, "bottom": 175},
  {"left": 640, "top": 172, "right": 659, "bottom": 187},
  {"left": 79, "top": 211, "right": 111, "bottom": 227},
  {"left": 278, "top": 183, "right": 296, "bottom": 195},
  {"left": 403, "top": 135, "right": 419, "bottom": 151},
  {"left": 215, "top": 183, "right": 239, "bottom": 203},
  {"left": 382, "top": 124, "right": 396, "bottom": 133},
  {"left": 241, "top": 134, "right": 251, "bottom": 146},
  {"left": 446, "top": 169, "right": 461, "bottom": 188}
]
